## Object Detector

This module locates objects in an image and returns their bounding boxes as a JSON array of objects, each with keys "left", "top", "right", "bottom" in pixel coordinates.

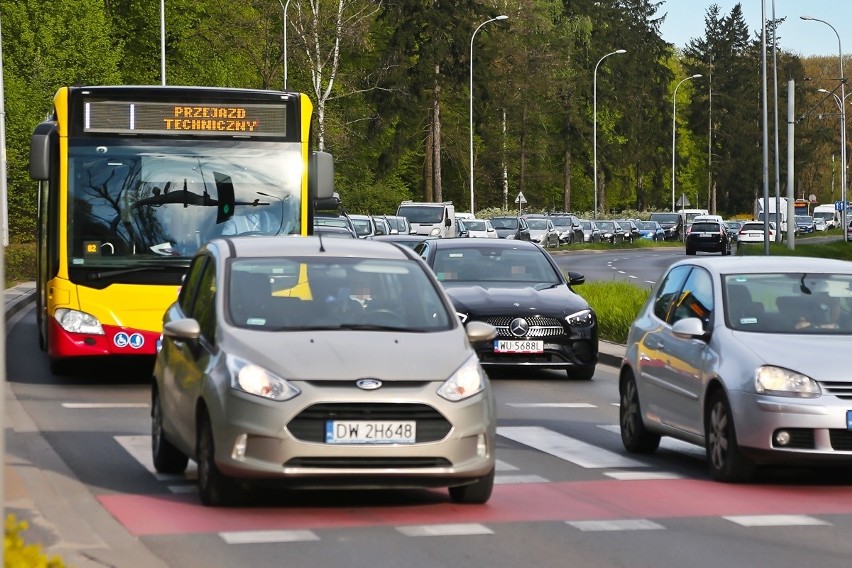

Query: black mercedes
[{"left": 413, "top": 239, "right": 598, "bottom": 379}]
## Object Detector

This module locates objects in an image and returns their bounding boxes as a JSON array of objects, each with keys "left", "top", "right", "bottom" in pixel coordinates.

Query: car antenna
[{"left": 318, "top": 230, "right": 326, "bottom": 253}]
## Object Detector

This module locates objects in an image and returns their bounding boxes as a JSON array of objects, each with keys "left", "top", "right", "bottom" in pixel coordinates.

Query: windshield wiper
[{"left": 87, "top": 261, "right": 189, "bottom": 280}]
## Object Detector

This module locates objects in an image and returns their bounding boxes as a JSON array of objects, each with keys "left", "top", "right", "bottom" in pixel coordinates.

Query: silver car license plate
[{"left": 325, "top": 421, "right": 416, "bottom": 444}]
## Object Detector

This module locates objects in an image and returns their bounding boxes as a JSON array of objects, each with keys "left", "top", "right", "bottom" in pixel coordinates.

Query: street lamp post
[
  {"left": 671, "top": 74, "right": 702, "bottom": 212},
  {"left": 593, "top": 49, "right": 626, "bottom": 219},
  {"left": 278, "top": 0, "right": 291, "bottom": 90},
  {"left": 160, "top": 0, "right": 166, "bottom": 85},
  {"left": 469, "top": 15, "right": 508, "bottom": 215},
  {"left": 802, "top": 16, "right": 847, "bottom": 240}
]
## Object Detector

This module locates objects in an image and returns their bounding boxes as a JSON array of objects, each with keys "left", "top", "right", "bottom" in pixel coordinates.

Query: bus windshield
[{"left": 68, "top": 138, "right": 303, "bottom": 264}]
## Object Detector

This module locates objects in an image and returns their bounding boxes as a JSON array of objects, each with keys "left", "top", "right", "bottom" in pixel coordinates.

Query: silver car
[
  {"left": 619, "top": 256, "right": 852, "bottom": 482},
  {"left": 152, "top": 236, "right": 497, "bottom": 506}
]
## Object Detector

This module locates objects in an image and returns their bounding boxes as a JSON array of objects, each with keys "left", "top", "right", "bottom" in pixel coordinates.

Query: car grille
[
  {"left": 283, "top": 457, "right": 452, "bottom": 468},
  {"left": 829, "top": 430, "right": 852, "bottom": 451},
  {"left": 820, "top": 382, "right": 852, "bottom": 400},
  {"left": 287, "top": 403, "right": 452, "bottom": 443},
  {"left": 477, "top": 315, "right": 565, "bottom": 338}
]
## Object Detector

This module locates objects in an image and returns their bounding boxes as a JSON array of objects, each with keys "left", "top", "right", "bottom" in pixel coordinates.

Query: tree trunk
[
  {"left": 599, "top": 170, "right": 606, "bottom": 215},
  {"left": 424, "top": 123, "right": 434, "bottom": 202},
  {"left": 502, "top": 109, "right": 509, "bottom": 212},
  {"left": 519, "top": 99, "right": 527, "bottom": 195},
  {"left": 563, "top": 146, "right": 572, "bottom": 212},
  {"left": 433, "top": 64, "right": 442, "bottom": 203}
]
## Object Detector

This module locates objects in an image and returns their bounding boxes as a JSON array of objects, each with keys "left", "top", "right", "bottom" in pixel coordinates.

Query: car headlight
[
  {"left": 754, "top": 366, "right": 821, "bottom": 398},
  {"left": 438, "top": 356, "right": 486, "bottom": 401},
  {"left": 227, "top": 355, "right": 300, "bottom": 401},
  {"left": 430, "top": 227, "right": 441, "bottom": 236},
  {"left": 566, "top": 309, "right": 594, "bottom": 326},
  {"left": 54, "top": 308, "right": 104, "bottom": 335}
]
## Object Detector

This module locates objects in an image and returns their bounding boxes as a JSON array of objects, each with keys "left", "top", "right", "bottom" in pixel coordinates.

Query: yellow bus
[{"left": 29, "top": 86, "right": 333, "bottom": 374}]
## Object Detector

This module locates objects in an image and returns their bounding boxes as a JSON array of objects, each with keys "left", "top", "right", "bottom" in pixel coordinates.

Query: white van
[
  {"left": 691, "top": 214, "right": 723, "bottom": 225},
  {"left": 396, "top": 201, "right": 456, "bottom": 238},
  {"left": 812, "top": 204, "right": 839, "bottom": 229}
]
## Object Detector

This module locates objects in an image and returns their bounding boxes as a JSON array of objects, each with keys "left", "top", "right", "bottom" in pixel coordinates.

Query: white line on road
[
  {"left": 62, "top": 403, "right": 148, "bottom": 409},
  {"left": 115, "top": 435, "right": 197, "bottom": 481},
  {"left": 597, "top": 424, "right": 704, "bottom": 457},
  {"left": 567, "top": 519, "right": 664, "bottom": 531},
  {"left": 723, "top": 515, "right": 830, "bottom": 527},
  {"left": 220, "top": 530, "right": 320, "bottom": 544},
  {"left": 396, "top": 524, "right": 493, "bottom": 537},
  {"left": 497, "top": 426, "right": 648, "bottom": 469},
  {"left": 495, "top": 474, "right": 550, "bottom": 485},
  {"left": 507, "top": 403, "right": 596, "bottom": 408}
]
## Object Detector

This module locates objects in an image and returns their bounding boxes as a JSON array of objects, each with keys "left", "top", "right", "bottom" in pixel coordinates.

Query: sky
[{"left": 658, "top": 1, "right": 852, "bottom": 58}]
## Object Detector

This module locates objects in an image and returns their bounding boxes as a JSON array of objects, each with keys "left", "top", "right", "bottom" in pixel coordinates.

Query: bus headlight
[{"left": 54, "top": 308, "right": 105, "bottom": 335}]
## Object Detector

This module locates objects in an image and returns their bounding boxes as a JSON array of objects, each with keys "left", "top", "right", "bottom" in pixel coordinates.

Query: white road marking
[
  {"left": 220, "top": 530, "right": 320, "bottom": 544},
  {"left": 495, "top": 474, "right": 549, "bottom": 485},
  {"left": 63, "top": 403, "right": 148, "bottom": 409},
  {"left": 507, "top": 403, "right": 596, "bottom": 409},
  {"left": 167, "top": 485, "right": 198, "bottom": 494},
  {"left": 396, "top": 524, "right": 493, "bottom": 537},
  {"left": 495, "top": 459, "right": 519, "bottom": 471},
  {"left": 115, "top": 435, "right": 197, "bottom": 481},
  {"left": 604, "top": 471, "right": 683, "bottom": 480},
  {"left": 723, "top": 515, "right": 830, "bottom": 527},
  {"left": 628, "top": 275, "right": 638, "bottom": 279},
  {"left": 567, "top": 519, "right": 664, "bottom": 531},
  {"left": 497, "top": 426, "right": 648, "bottom": 468},
  {"left": 597, "top": 424, "right": 704, "bottom": 457}
]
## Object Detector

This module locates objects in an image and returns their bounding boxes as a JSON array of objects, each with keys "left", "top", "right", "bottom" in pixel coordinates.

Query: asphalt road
[{"left": 8, "top": 248, "right": 852, "bottom": 568}]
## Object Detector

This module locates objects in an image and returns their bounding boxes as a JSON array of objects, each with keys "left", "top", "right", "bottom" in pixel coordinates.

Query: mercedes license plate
[
  {"left": 847, "top": 411, "right": 852, "bottom": 430},
  {"left": 494, "top": 339, "right": 544, "bottom": 353},
  {"left": 326, "top": 421, "right": 416, "bottom": 444}
]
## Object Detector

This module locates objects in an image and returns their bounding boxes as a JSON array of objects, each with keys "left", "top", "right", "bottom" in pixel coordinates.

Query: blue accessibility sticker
[{"left": 114, "top": 332, "right": 145, "bottom": 349}]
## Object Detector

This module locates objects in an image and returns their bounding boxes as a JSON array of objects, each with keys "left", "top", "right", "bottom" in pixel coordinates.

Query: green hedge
[{"left": 4, "top": 243, "right": 37, "bottom": 287}]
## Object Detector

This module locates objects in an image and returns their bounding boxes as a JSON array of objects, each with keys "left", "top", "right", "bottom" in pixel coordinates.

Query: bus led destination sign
[{"left": 82, "top": 100, "right": 288, "bottom": 137}]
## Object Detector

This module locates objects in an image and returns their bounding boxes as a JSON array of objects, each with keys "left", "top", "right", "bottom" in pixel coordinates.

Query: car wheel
[
  {"left": 705, "top": 390, "right": 755, "bottom": 482},
  {"left": 151, "top": 388, "right": 189, "bottom": 474},
  {"left": 568, "top": 366, "right": 595, "bottom": 381},
  {"left": 619, "top": 372, "right": 661, "bottom": 453},
  {"left": 448, "top": 468, "right": 494, "bottom": 504},
  {"left": 685, "top": 247, "right": 695, "bottom": 255},
  {"left": 197, "top": 411, "right": 241, "bottom": 506}
]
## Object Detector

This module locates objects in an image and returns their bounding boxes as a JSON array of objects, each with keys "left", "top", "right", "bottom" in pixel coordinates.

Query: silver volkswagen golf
[
  {"left": 620, "top": 256, "right": 852, "bottom": 482},
  {"left": 152, "top": 236, "right": 497, "bottom": 506}
]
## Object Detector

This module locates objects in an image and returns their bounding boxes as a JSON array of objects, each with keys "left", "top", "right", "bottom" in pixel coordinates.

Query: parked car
[
  {"left": 795, "top": 215, "right": 816, "bottom": 234},
  {"left": 637, "top": 221, "right": 665, "bottom": 241},
  {"left": 464, "top": 219, "right": 499, "bottom": 238},
  {"left": 578, "top": 219, "right": 601, "bottom": 243},
  {"left": 685, "top": 220, "right": 731, "bottom": 255},
  {"left": 549, "top": 214, "right": 585, "bottom": 244},
  {"left": 414, "top": 239, "right": 598, "bottom": 380},
  {"left": 738, "top": 221, "right": 776, "bottom": 246},
  {"left": 814, "top": 217, "right": 827, "bottom": 231},
  {"left": 616, "top": 220, "right": 641, "bottom": 243},
  {"left": 455, "top": 217, "right": 470, "bottom": 238},
  {"left": 847, "top": 219, "right": 852, "bottom": 242},
  {"left": 524, "top": 217, "right": 561, "bottom": 248},
  {"left": 372, "top": 216, "right": 391, "bottom": 236},
  {"left": 313, "top": 213, "right": 357, "bottom": 236},
  {"left": 619, "top": 256, "right": 852, "bottom": 482},
  {"left": 595, "top": 220, "right": 625, "bottom": 244},
  {"left": 152, "top": 236, "right": 498, "bottom": 506},
  {"left": 490, "top": 216, "right": 531, "bottom": 240},
  {"left": 648, "top": 212, "right": 683, "bottom": 241}
]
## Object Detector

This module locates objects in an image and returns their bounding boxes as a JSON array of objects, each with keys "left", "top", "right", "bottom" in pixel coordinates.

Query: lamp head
[
  {"left": 496, "top": 15, "right": 508, "bottom": 21},
  {"left": 819, "top": 88, "right": 830, "bottom": 93},
  {"left": 800, "top": 16, "right": 814, "bottom": 21},
  {"left": 615, "top": 49, "right": 627, "bottom": 54},
  {"left": 692, "top": 74, "right": 703, "bottom": 79}
]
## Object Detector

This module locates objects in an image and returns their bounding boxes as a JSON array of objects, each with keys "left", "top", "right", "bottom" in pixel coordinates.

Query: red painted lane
[{"left": 98, "top": 479, "right": 852, "bottom": 537}]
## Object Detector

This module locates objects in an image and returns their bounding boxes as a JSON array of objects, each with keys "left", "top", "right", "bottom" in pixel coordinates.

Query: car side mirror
[
  {"left": 163, "top": 318, "right": 201, "bottom": 341},
  {"left": 671, "top": 317, "right": 707, "bottom": 339},
  {"left": 465, "top": 321, "right": 498, "bottom": 342},
  {"left": 567, "top": 271, "right": 585, "bottom": 286}
]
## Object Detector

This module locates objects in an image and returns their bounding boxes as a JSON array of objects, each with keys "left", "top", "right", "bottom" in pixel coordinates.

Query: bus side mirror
[
  {"left": 309, "top": 151, "right": 334, "bottom": 200},
  {"left": 30, "top": 122, "right": 57, "bottom": 181}
]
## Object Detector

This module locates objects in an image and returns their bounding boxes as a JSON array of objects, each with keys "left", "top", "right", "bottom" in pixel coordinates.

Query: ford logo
[{"left": 356, "top": 379, "right": 383, "bottom": 390}]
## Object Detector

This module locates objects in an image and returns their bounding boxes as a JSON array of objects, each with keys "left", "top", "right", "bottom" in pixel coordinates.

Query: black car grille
[
  {"left": 821, "top": 382, "right": 852, "bottom": 400},
  {"left": 477, "top": 315, "right": 565, "bottom": 338},
  {"left": 829, "top": 430, "right": 852, "bottom": 451},
  {"left": 287, "top": 403, "right": 452, "bottom": 444},
  {"left": 284, "top": 457, "right": 452, "bottom": 468}
]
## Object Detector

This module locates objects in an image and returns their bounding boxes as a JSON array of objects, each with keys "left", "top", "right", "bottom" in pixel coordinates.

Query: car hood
[
  {"left": 729, "top": 330, "right": 852, "bottom": 381},
  {"left": 493, "top": 228, "right": 517, "bottom": 237},
  {"left": 443, "top": 284, "right": 588, "bottom": 317},
  {"left": 222, "top": 329, "right": 471, "bottom": 382}
]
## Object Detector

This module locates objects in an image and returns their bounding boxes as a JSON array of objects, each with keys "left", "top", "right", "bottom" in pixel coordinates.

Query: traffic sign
[{"left": 514, "top": 192, "right": 527, "bottom": 204}]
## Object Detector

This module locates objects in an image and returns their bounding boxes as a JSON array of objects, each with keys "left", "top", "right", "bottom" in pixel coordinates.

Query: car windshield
[
  {"left": 466, "top": 220, "right": 487, "bottom": 231},
  {"left": 431, "top": 246, "right": 560, "bottom": 287},
  {"left": 639, "top": 221, "right": 656, "bottom": 230},
  {"left": 350, "top": 218, "right": 373, "bottom": 236},
  {"left": 725, "top": 273, "right": 852, "bottom": 333},
  {"left": 597, "top": 221, "right": 615, "bottom": 230},
  {"left": 526, "top": 219, "right": 549, "bottom": 230},
  {"left": 397, "top": 206, "right": 444, "bottom": 224},
  {"left": 579, "top": 221, "right": 593, "bottom": 230},
  {"left": 491, "top": 218, "right": 519, "bottom": 230},
  {"left": 228, "top": 257, "right": 452, "bottom": 331},
  {"left": 551, "top": 217, "right": 573, "bottom": 227},
  {"left": 650, "top": 213, "right": 679, "bottom": 223}
]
